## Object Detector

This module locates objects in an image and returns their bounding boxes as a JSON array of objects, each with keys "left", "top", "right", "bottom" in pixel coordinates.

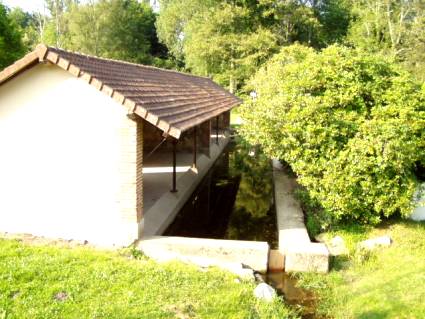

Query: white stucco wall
[{"left": 0, "top": 63, "right": 138, "bottom": 246}]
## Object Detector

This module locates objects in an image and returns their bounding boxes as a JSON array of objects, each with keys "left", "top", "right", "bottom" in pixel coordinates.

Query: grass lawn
[
  {"left": 0, "top": 239, "right": 296, "bottom": 319},
  {"left": 297, "top": 220, "right": 425, "bottom": 319}
]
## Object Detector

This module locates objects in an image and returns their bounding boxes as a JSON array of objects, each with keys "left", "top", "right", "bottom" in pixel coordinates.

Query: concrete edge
[{"left": 272, "top": 159, "right": 329, "bottom": 273}]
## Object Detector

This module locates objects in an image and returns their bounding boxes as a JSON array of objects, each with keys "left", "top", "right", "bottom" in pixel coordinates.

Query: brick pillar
[
  {"left": 116, "top": 115, "right": 143, "bottom": 244},
  {"left": 136, "top": 119, "right": 143, "bottom": 222}
]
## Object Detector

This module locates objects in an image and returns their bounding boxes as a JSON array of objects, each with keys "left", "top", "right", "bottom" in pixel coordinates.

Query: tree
[
  {"left": 258, "top": 0, "right": 322, "bottom": 46},
  {"left": 0, "top": 3, "right": 25, "bottom": 70},
  {"left": 8, "top": 7, "right": 40, "bottom": 50},
  {"left": 156, "top": 0, "right": 217, "bottom": 66},
  {"left": 241, "top": 44, "right": 425, "bottom": 225},
  {"left": 401, "top": 10, "right": 425, "bottom": 81},
  {"left": 346, "top": 0, "right": 425, "bottom": 80},
  {"left": 43, "top": 0, "right": 77, "bottom": 48},
  {"left": 316, "top": 0, "right": 352, "bottom": 45},
  {"left": 183, "top": 3, "right": 277, "bottom": 92},
  {"left": 65, "top": 0, "right": 158, "bottom": 64}
]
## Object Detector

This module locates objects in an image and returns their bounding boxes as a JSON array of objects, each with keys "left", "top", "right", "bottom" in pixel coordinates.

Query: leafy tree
[
  {"left": 259, "top": 0, "right": 322, "bottom": 46},
  {"left": 402, "top": 12, "right": 425, "bottom": 81},
  {"left": 0, "top": 2, "right": 25, "bottom": 70},
  {"left": 346, "top": 0, "right": 425, "bottom": 80},
  {"left": 316, "top": 0, "right": 352, "bottom": 45},
  {"left": 241, "top": 44, "right": 425, "bottom": 225},
  {"left": 183, "top": 3, "right": 277, "bottom": 92},
  {"left": 65, "top": 0, "right": 158, "bottom": 64},
  {"left": 156, "top": 0, "right": 217, "bottom": 66},
  {"left": 43, "top": 0, "right": 77, "bottom": 47},
  {"left": 8, "top": 7, "right": 40, "bottom": 50}
]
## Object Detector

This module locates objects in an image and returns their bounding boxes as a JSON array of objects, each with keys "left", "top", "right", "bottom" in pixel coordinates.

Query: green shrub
[{"left": 241, "top": 44, "right": 425, "bottom": 225}]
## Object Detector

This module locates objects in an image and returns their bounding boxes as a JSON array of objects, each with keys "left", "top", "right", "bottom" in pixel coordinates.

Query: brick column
[{"left": 116, "top": 115, "right": 143, "bottom": 242}]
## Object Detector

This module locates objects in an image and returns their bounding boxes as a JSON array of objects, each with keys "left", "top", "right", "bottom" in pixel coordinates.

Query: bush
[{"left": 241, "top": 44, "right": 425, "bottom": 225}]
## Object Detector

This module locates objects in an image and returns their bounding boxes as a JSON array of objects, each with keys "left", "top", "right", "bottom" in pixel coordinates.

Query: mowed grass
[
  {"left": 0, "top": 239, "right": 296, "bottom": 319},
  {"left": 297, "top": 220, "right": 425, "bottom": 319}
]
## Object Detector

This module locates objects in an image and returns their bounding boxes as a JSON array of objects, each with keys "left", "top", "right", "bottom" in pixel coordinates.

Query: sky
[
  {"left": 2, "top": 0, "right": 46, "bottom": 13},
  {"left": 2, "top": 0, "right": 159, "bottom": 13}
]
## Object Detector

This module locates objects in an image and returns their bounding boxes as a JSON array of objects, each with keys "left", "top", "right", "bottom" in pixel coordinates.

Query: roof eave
[
  {"left": 0, "top": 44, "right": 48, "bottom": 85},
  {"left": 0, "top": 44, "right": 241, "bottom": 140}
]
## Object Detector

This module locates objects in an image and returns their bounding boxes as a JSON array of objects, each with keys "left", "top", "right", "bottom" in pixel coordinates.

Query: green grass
[
  {"left": 297, "top": 220, "right": 425, "bottom": 319},
  {"left": 0, "top": 239, "right": 296, "bottom": 319}
]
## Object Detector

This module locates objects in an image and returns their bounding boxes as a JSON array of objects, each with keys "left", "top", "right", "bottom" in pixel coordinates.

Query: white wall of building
[{"left": 0, "top": 63, "right": 138, "bottom": 246}]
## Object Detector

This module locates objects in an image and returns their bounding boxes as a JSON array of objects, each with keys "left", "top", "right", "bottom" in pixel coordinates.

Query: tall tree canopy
[
  {"left": 183, "top": 3, "right": 277, "bottom": 92},
  {"left": 346, "top": 0, "right": 425, "bottom": 81},
  {"left": 64, "top": 0, "right": 157, "bottom": 64},
  {"left": 156, "top": 0, "right": 356, "bottom": 92},
  {"left": 0, "top": 2, "right": 25, "bottom": 69}
]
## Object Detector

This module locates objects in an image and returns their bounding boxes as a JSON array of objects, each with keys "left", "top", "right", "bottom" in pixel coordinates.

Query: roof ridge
[{"left": 46, "top": 45, "right": 213, "bottom": 82}]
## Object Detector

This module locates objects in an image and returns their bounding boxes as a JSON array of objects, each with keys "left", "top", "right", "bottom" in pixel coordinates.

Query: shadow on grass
[{"left": 358, "top": 310, "right": 391, "bottom": 319}]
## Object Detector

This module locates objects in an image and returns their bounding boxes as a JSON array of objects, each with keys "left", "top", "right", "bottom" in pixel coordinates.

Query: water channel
[{"left": 164, "top": 136, "right": 317, "bottom": 318}]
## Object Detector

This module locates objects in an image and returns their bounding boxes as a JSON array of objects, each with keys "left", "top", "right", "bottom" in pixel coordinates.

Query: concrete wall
[{"left": 0, "top": 63, "right": 142, "bottom": 246}]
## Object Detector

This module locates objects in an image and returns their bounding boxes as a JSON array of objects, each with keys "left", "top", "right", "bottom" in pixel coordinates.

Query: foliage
[
  {"left": 0, "top": 3, "right": 25, "bottom": 70},
  {"left": 241, "top": 44, "right": 425, "bottom": 225},
  {"left": 43, "top": 0, "right": 76, "bottom": 48},
  {"left": 8, "top": 8, "right": 40, "bottom": 50},
  {"left": 64, "top": 0, "right": 157, "bottom": 65},
  {"left": 258, "top": 0, "right": 322, "bottom": 46},
  {"left": 316, "top": 0, "right": 352, "bottom": 45},
  {"left": 0, "top": 239, "right": 296, "bottom": 318},
  {"left": 346, "top": 0, "right": 425, "bottom": 81},
  {"left": 296, "top": 220, "right": 425, "bottom": 318},
  {"left": 184, "top": 3, "right": 277, "bottom": 92},
  {"left": 156, "top": 0, "right": 217, "bottom": 65},
  {"left": 157, "top": 1, "right": 277, "bottom": 92}
]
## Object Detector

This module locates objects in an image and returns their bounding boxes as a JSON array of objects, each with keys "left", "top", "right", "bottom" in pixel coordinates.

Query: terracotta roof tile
[{"left": 0, "top": 44, "right": 241, "bottom": 139}]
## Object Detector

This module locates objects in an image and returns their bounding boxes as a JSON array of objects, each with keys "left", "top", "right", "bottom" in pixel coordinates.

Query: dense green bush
[{"left": 241, "top": 44, "right": 425, "bottom": 225}]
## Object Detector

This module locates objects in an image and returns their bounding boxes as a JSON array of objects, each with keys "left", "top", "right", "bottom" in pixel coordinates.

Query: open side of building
[{"left": 0, "top": 44, "right": 240, "bottom": 246}]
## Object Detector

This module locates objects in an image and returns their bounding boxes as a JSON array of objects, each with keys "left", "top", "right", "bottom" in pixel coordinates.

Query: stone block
[
  {"left": 268, "top": 249, "right": 284, "bottom": 271},
  {"left": 284, "top": 243, "right": 329, "bottom": 273}
]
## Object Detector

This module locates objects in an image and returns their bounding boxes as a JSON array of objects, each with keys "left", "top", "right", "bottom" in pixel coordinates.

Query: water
[
  {"left": 164, "top": 136, "right": 317, "bottom": 317},
  {"left": 264, "top": 272, "right": 317, "bottom": 319},
  {"left": 164, "top": 137, "right": 277, "bottom": 246}
]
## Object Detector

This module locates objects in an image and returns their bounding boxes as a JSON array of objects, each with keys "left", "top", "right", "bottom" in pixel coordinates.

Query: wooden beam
[
  {"left": 171, "top": 139, "right": 178, "bottom": 193},
  {"left": 216, "top": 116, "right": 219, "bottom": 145},
  {"left": 193, "top": 126, "right": 197, "bottom": 169}
]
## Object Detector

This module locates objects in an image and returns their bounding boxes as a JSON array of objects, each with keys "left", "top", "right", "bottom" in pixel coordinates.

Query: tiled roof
[{"left": 0, "top": 44, "right": 241, "bottom": 138}]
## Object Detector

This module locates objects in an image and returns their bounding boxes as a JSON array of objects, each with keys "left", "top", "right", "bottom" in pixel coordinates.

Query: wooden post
[
  {"left": 171, "top": 139, "right": 178, "bottom": 193},
  {"left": 193, "top": 126, "right": 197, "bottom": 169},
  {"left": 216, "top": 116, "right": 219, "bottom": 145}
]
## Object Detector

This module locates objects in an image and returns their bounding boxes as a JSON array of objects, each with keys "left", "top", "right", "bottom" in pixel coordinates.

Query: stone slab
[
  {"left": 284, "top": 243, "right": 329, "bottom": 273},
  {"left": 137, "top": 236, "right": 269, "bottom": 273}
]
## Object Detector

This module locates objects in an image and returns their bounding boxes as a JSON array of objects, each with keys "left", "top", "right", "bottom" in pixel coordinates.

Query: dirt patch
[{"left": 0, "top": 232, "right": 90, "bottom": 248}]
